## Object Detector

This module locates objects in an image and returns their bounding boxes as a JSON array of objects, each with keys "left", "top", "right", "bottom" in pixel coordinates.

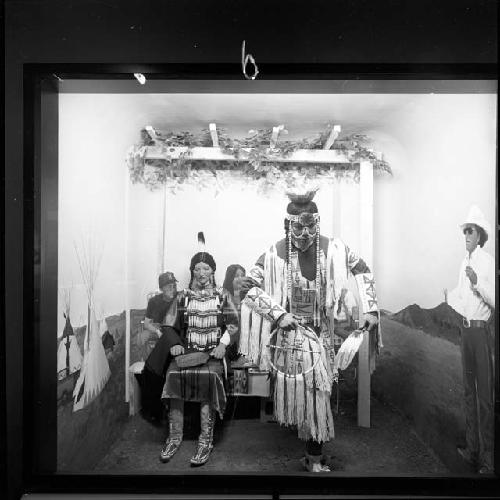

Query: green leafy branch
[{"left": 126, "top": 126, "right": 392, "bottom": 192}]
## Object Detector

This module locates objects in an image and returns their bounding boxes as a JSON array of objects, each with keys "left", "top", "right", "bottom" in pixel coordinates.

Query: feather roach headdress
[{"left": 285, "top": 188, "right": 320, "bottom": 219}]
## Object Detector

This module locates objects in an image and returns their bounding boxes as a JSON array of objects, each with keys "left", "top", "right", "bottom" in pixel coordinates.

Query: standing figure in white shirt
[{"left": 448, "top": 205, "right": 495, "bottom": 474}]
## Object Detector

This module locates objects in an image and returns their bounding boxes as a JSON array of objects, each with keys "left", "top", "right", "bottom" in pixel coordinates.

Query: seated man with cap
[
  {"left": 448, "top": 205, "right": 495, "bottom": 474},
  {"left": 138, "top": 271, "right": 182, "bottom": 424}
]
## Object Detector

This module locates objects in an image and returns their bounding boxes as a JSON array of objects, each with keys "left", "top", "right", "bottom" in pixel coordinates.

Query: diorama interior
[{"left": 55, "top": 87, "right": 496, "bottom": 473}]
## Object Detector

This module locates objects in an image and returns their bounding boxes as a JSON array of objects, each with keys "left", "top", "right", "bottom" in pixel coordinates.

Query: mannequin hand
[
  {"left": 239, "top": 277, "right": 259, "bottom": 293},
  {"left": 362, "top": 313, "right": 379, "bottom": 331},
  {"left": 211, "top": 343, "right": 227, "bottom": 359},
  {"left": 170, "top": 345, "right": 185, "bottom": 356},
  {"left": 465, "top": 266, "right": 478, "bottom": 285},
  {"left": 278, "top": 313, "right": 300, "bottom": 331}
]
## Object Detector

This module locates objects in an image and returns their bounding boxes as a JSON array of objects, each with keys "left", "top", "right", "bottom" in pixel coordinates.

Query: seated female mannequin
[
  {"left": 222, "top": 264, "right": 246, "bottom": 360},
  {"left": 160, "top": 251, "right": 237, "bottom": 466}
]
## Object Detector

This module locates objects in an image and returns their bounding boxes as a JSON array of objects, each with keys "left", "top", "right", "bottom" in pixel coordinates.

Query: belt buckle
[{"left": 463, "top": 318, "right": 471, "bottom": 328}]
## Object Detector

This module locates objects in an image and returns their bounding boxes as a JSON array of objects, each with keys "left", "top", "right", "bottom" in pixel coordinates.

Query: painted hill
[
  {"left": 379, "top": 309, "right": 393, "bottom": 317},
  {"left": 391, "top": 302, "right": 463, "bottom": 345}
]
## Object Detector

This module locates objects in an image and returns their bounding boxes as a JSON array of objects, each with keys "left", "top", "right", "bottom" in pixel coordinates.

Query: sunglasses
[{"left": 463, "top": 227, "right": 476, "bottom": 235}]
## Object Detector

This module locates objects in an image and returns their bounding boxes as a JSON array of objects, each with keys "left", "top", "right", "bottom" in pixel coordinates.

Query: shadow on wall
[
  {"left": 372, "top": 316, "right": 469, "bottom": 472},
  {"left": 57, "top": 313, "right": 128, "bottom": 471}
]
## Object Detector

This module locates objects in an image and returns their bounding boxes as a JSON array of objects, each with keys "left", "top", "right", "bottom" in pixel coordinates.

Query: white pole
[
  {"left": 358, "top": 160, "right": 373, "bottom": 428},
  {"left": 124, "top": 166, "right": 130, "bottom": 403},
  {"left": 359, "top": 161, "right": 374, "bottom": 268},
  {"left": 161, "top": 182, "right": 168, "bottom": 273}
]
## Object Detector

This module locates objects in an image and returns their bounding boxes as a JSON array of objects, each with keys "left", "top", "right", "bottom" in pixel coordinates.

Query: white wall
[
  {"left": 371, "top": 94, "right": 497, "bottom": 310},
  {"left": 58, "top": 94, "right": 143, "bottom": 331},
  {"left": 58, "top": 92, "right": 496, "bottom": 332},
  {"left": 127, "top": 178, "right": 360, "bottom": 304}
]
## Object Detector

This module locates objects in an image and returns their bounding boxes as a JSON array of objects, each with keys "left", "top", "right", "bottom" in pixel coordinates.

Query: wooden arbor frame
[{"left": 125, "top": 123, "right": 376, "bottom": 428}]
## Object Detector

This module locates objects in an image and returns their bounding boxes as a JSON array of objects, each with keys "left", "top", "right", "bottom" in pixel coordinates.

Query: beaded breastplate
[
  {"left": 289, "top": 249, "right": 327, "bottom": 325},
  {"left": 184, "top": 290, "right": 222, "bottom": 352}
]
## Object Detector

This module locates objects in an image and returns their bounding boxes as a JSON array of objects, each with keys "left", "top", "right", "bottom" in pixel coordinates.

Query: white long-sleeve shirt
[{"left": 448, "top": 246, "right": 495, "bottom": 321}]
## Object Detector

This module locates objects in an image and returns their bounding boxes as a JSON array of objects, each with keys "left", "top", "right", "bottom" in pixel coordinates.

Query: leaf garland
[{"left": 126, "top": 125, "right": 392, "bottom": 193}]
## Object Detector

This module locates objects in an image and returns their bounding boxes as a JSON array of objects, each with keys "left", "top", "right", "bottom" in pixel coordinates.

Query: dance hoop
[{"left": 265, "top": 326, "right": 323, "bottom": 378}]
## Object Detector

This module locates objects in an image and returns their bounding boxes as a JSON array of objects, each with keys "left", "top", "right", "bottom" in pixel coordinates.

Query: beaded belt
[{"left": 462, "top": 318, "right": 487, "bottom": 329}]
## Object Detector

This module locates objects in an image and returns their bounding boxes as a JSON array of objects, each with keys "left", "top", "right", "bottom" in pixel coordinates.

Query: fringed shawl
[
  {"left": 263, "top": 244, "right": 288, "bottom": 309},
  {"left": 324, "top": 238, "right": 350, "bottom": 315}
]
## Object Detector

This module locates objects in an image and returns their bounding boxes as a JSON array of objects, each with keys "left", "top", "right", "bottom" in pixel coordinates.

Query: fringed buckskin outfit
[{"left": 239, "top": 191, "right": 379, "bottom": 471}]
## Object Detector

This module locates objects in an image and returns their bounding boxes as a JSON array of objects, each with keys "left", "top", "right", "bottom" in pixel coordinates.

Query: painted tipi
[
  {"left": 57, "top": 313, "right": 83, "bottom": 380},
  {"left": 72, "top": 239, "right": 111, "bottom": 412},
  {"left": 57, "top": 288, "right": 82, "bottom": 380}
]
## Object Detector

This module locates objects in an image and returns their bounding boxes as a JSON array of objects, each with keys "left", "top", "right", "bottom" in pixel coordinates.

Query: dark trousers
[
  {"left": 137, "top": 327, "right": 180, "bottom": 420},
  {"left": 306, "top": 440, "right": 323, "bottom": 456},
  {"left": 137, "top": 365, "right": 166, "bottom": 420},
  {"left": 460, "top": 325, "right": 494, "bottom": 468}
]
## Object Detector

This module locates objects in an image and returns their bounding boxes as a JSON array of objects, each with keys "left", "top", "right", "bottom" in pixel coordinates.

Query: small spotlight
[{"left": 134, "top": 73, "right": 146, "bottom": 85}]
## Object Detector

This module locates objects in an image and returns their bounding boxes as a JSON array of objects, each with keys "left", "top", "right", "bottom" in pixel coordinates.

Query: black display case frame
[{"left": 9, "top": 63, "right": 497, "bottom": 499}]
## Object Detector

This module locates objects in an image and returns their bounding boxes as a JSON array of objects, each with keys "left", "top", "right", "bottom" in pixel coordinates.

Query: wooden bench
[{"left": 128, "top": 360, "right": 146, "bottom": 416}]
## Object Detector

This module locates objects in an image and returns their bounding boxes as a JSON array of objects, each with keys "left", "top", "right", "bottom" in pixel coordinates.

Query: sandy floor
[{"left": 93, "top": 394, "right": 448, "bottom": 475}]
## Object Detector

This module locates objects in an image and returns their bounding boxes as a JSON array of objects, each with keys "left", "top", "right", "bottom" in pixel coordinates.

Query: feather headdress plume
[
  {"left": 190, "top": 231, "right": 216, "bottom": 271},
  {"left": 197, "top": 231, "right": 206, "bottom": 251}
]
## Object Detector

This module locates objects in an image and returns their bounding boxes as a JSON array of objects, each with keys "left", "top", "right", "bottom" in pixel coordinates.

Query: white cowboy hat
[{"left": 460, "top": 205, "right": 491, "bottom": 237}]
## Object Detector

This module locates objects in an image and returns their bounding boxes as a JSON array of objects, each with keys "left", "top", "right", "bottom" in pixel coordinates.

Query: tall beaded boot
[
  {"left": 190, "top": 402, "right": 215, "bottom": 466},
  {"left": 159, "top": 398, "right": 184, "bottom": 463}
]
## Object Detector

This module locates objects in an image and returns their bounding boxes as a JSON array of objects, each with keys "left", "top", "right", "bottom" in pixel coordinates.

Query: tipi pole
[{"left": 87, "top": 304, "right": 91, "bottom": 349}]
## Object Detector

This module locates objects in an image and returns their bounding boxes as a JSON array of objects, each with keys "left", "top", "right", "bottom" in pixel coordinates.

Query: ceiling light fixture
[{"left": 133, "top": 73, "right": 146, "bottom": 85}]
